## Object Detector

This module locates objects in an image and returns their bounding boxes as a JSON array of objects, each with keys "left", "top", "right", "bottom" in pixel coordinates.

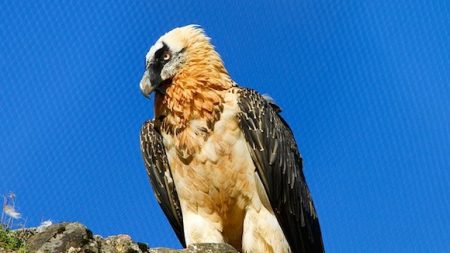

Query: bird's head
[{"left": 140, "top": 25, "right": 229, "bottom": 98}]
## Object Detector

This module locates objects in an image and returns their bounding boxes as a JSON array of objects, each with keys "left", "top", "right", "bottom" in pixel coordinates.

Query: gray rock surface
[
  {"left": 149, "top": 244, "right": 238, "bottom": 253},
  {"left": 1, "top": 222, "right": 238, "bottom": 253}
]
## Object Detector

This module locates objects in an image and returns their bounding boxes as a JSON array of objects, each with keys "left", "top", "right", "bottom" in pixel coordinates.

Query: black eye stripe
[
  {"left": 154, "top": 42, "right": 170, "bottom": 62},
  {"left": 146, "top": 43, "right": 170, "bottom": 70}
]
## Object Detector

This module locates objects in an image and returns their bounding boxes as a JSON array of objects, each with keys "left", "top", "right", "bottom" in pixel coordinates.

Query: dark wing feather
[
  {"left": 237, "top": 88, "right": 325, "bottom": 253},
  {"left": 140, "top": 120, "right": 185, "bottom": 247}
]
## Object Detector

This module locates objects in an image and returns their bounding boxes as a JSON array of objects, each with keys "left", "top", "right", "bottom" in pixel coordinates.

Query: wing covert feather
[{"left": 237, "top": 88, "right": 325, "bottom": 253}]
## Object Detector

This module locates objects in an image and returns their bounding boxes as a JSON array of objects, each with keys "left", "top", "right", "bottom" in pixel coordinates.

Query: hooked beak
[
  {"left": 140, "top": 71, "right": 152, "bottom": 98},
  {"left": 140, "top": 69, "right": 162, "bottom": 98}
]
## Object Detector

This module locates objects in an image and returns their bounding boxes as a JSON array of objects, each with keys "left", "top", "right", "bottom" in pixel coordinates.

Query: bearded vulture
[{"left": 139, "top": 25, "right": 325, "bottom": 253}]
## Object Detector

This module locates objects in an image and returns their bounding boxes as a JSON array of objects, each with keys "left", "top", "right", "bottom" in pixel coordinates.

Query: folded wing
[
  {"left": 237, "top": 88, "right": 325, "bottom": 253},
  {"left": 140, "top": 120, "right": 185, "bottom": 247}
]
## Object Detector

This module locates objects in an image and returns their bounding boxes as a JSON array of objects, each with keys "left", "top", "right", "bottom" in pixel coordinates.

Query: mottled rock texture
[
  {"left": 149, "top": 244, "right": 238, "bottom": 253},
  {"left": 0, "top": 222, "right": 238, "bottom": 253}
]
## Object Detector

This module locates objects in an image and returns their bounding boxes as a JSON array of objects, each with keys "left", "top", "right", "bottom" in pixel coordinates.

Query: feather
[
  {"left": 140, "top": 120, "right": 186, "bottom": 246},
  {"left": 237, "top": 88, "right": 325, "bottom": 253}
]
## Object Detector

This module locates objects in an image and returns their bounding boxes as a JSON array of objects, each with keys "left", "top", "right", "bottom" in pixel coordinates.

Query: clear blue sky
[{"left": 1, "top": 1, "right": 449, "bottom": 252}]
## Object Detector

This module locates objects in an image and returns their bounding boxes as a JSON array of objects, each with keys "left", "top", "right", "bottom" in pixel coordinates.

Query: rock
[
  {"left": 150, "top": 244, "right": 238, "bottom": 253},
  {"left": 1, "top": 222, "right": 238, "bottom": 253},
  {"left": 26, "top": 223, "right": 94, "bottom": 252}
]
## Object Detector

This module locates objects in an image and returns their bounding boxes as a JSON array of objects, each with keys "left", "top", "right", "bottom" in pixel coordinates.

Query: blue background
[{"left": 1, "top": 1, "right": 449, "bottom": 252}]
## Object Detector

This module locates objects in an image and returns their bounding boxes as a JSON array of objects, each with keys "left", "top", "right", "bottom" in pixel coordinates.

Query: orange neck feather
[{"left": 154, "top": 46, "right": 233, "bottom": 135}]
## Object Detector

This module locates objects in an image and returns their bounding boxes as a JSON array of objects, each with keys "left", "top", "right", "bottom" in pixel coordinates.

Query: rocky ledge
[{"left": 0, "top": 222, "right": 238, "bottom": 253}]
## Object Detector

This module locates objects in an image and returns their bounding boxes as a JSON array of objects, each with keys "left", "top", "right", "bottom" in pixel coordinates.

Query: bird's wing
[
  {"left": 140, "top": 120, "right": 185, "bottom": 247},
  {"left": 237, "top": 88, "right": 325, "bottom": 253}
]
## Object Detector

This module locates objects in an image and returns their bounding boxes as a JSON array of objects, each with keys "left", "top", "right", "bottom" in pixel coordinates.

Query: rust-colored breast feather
[{"left": 154, "top": 43, "right": 235, "bottom": 155}]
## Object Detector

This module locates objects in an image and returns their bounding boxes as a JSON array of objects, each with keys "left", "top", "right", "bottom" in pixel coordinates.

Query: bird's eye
[{"left": 163, "top": 52, "right": 171, "bottom": 61}]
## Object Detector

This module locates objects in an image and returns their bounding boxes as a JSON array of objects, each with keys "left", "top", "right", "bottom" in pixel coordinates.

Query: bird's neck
[{"left": 154, "top": 66, "right": 233, "bottom": 136}]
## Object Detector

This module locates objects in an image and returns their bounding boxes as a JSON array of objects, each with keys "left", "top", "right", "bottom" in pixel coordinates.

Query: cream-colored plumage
[
  {"left": 163, "top": 90, "right": 290, "bottom": 252},
  {"left": 140, "top": 25, "right": 324, "bottom": 253}
]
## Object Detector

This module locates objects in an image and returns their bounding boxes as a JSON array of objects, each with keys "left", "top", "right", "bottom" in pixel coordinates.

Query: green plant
[
  {"left": 0, "top": 193, "right": 29, "bottom": 252},
  {"left": 0, "top": 229, "right": 25, "bottom": 251}
]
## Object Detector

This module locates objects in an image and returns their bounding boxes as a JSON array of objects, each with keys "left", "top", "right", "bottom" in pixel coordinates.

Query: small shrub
[
  {"left": 0, "top": 229, "right": 23, "bottom": 250},
  {"left": 0, "top": 193, "right": 29, "bottom": 252}
]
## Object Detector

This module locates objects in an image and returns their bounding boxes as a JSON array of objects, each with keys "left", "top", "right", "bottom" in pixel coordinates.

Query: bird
[{"left": 139, "top": 25, "right": 325, "bottom": 253}]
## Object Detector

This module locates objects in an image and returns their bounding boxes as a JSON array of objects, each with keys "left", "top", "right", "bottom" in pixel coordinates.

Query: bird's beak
[
  {"left": 140, "top": 70, "right": 155, "bottom": 98},
  {"left": 140, "top": 66, "right": 165, "bottom": 98}
]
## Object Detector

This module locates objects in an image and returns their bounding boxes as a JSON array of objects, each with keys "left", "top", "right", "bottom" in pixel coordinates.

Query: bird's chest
[{"left": 161, "top": 101, "right": 255, "bottom": 216}]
